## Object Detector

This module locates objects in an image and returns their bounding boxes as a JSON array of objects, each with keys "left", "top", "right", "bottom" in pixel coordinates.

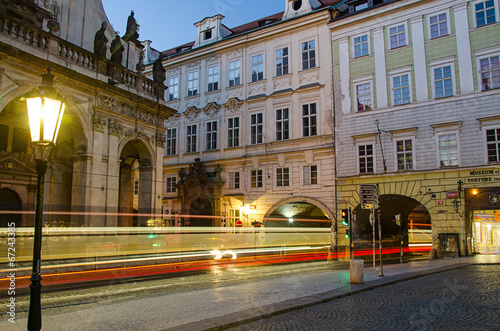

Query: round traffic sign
[{"left": 235, "top": 220, "right": 243, "bottom": 227}]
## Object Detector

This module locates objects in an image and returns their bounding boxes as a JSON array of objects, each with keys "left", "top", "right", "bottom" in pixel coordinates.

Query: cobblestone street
[{"left": 229, "top": 265, "right": 500, "bottom": 331}]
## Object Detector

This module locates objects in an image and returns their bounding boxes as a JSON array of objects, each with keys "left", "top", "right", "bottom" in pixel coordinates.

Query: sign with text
[{"left": 360, "top": 184, "right": 378, "bottom": 209}]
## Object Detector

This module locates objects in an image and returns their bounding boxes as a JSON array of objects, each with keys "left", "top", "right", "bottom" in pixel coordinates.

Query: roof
[{"left": 160, "top": 0, "right": 344, "bottom": 57}]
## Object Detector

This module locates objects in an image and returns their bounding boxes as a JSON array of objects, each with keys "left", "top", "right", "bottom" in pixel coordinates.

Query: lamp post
[{"left": 25, "top": 67, "right": 65, "bottom": 331}]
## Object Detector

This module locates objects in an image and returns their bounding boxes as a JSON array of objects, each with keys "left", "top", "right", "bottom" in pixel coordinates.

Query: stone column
[
  {"left": 106, "top": 119, "right": 122, "bottom": 227},
  {"left": 138, "top": 161, "right": 154, "bottom": 226},
  {"left": 119, "top": 166, "right": 134, "bottom": 227},
  {"left": 71, "top": 153, "right": 91, "bottom": 227}
]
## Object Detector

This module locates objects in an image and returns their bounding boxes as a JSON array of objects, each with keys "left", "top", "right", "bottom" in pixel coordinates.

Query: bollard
[{"left": 350, "top": 259, "right": 364, "bottom": 284}]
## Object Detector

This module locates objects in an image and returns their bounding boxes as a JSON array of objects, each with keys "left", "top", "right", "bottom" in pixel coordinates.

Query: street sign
[
  {"left": 360, "top": 184, "right": 378, "bottom": 209},
  {"left": 162, "top": 207, "right": 171, "bottom": 219},
  {"left": 235, "top": 220, "right": 243, "bottom": 227}
]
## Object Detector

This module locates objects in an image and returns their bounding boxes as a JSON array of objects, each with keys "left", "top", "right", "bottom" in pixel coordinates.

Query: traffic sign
[
  {"left": 360, "top": 184, "right": 378, "bottom": 209},
  {"left": 235, "top": 220, "right": 243, "bottom": 227}
]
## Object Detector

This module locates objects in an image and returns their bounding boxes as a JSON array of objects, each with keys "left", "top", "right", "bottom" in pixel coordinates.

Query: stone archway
[
  {"left": 0, "top": 188, "right": 22, "bottom": 227},
  {"left": 264, "top": 196, "right": 333, "bottom": 227},
  {"left": 119, "top": 139, "right": 154, "bottom": 226}
]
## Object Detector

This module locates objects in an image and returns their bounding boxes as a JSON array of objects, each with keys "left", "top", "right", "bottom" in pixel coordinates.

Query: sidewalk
[{"left": 1, "top": 255, "right": 498, "bottom": 331}]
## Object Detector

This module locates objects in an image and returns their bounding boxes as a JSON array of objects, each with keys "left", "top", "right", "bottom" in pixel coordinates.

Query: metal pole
[
  {"left": 349, "top": 207, "right": 353, "bottom": 260},
  {"left": 28, "top": 160, "right": 47, "bottom": 331},
  {"left": 372, "top": 208, "right": 375, "bottom": 267},
  {"left": 378, "top": 208, "right": 384, "bottom": 277},
  {"left": 399, "top": 222, "right": 403, "bottom": 263}
]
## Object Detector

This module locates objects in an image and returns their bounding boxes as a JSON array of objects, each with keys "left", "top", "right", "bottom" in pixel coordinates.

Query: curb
[{"left": 165, "top": 262, "right": 473, "bottom": 331}]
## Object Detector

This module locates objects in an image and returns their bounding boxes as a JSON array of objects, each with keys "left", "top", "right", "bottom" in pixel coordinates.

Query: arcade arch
[{"left": 263, "top": 197, "right": 333, "bottom": 227}]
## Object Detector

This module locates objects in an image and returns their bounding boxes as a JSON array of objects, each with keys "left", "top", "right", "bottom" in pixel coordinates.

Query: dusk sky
[{"left": 101, "top": 0, "right": 284, "bottom": 52}]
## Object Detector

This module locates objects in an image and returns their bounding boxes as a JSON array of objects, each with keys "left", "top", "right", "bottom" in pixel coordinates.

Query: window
[
  {"left": 168, "top": 76, "right": 179, "bottom": 101},
  {"left": 396, "top": 139, "right": 413, "bottom": 171},
  {"left": 251, "top": 54, "right": 264, "bottom": 82},
  {"left": 207, "top": 65, "right": 219, "bottom": 92},
  {"left": 359, "top": 144, "right": 374, "bottom": 174},
  {"left": 228, "top": 209, "right": 240, "bottom": 227},
  {"left": 165, "top": 128, "right": 177, "bottom": 156},
  {"left": 166, "top": 177, "right": 177, "bottom": 193},
  {"left": 276, "top": 168, "right": 290, "bottom": 187},
  {"left": 134, "top": 180, "right": 139, "bottom": 195},
  {"left": 353, "top": 34, "right": 369, "bottom": 58},
  {"left": 204, "top": 29, "right": 212, "bottom": 40},
  {"left": 227, "top": 117, "right": 240, "bottom": 148},
  {"left": 251, "top": 113, "right": 263, "bottom": 144},
  {"left": 301, "top": 40, "right": 316, "bottom": 70},
  {"left": 187, "top": 71, "right": 198, "bottom": 96},
  {"left": 302, "top": 103, "right": 317, "bottom": 137},
  {"left": 251, "top": 169, "right": 263, "bottom": 188},
  {"left": 303, "top": 165, "right": 318, "bottom": 185},
  {"left": 475, "top": 0, "right": 497, "bottom": 27},
  {"left": 479, "top": 55, "right": 500, "bottom": 90},
  {"left": 186, "top": 124, "right": 197, "bottom": 153},
  {"left": 433, "top": 65, "right": 454, "bottom": 98},
  {"left": 276, "top": 108, "right": 290, "bottom": 141},
  {"left": 206, "top": 121, "right": 217, "bottom": 151},
  {"left": 276, "top": 47, "right": 289, "bottom": 76},
  {"left": 356, "top": 82, "right": 372, "bottom": 111},
  {"left": 487, "top": 128, "right": 500, "bottom": 163},
  {"left": 429, "top": 13, "right": 449, "bottom": 39},
  {"left": 389, "top": 24, "right": 407, "bottom": 49},
  {"left": 229, "top": 60, "right": 241, "bottom": 87},
  {"left": 392, "top": 74, "right": 411, "bottom": 105},
  {"left": 438, "top": 134, "right": 458, "bottom": 167},
  {"left": 228, "top": 171, "right": 240, "bottom": 189}
]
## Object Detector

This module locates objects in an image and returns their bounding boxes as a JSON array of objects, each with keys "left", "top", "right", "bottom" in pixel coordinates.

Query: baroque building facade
[
  {"left": 0, "top": 0, "right": 175, "bottom": 228},
  {"left": 146, "top": 0, "right": 342, "bottom": 239},
  {"left": 331, "top": 0, "right": 500, "bottom": 255}
]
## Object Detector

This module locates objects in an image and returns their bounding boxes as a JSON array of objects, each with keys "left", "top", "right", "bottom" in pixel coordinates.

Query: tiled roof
[{"left": 160, "top": 0, "right": 344, "bottom": 57}]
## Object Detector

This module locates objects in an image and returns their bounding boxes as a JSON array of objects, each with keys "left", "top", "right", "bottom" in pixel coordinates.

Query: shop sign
[
  {"left": 446, "top": 192, "right": 458, "bottom": 198},
  {"left": 464, "top": 169, "right": 500, "bottom": 184}
]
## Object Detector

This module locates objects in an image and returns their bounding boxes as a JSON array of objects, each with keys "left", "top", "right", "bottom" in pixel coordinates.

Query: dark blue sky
[{"left": 102, "top": 0, "right": 284, "bottom": 52}]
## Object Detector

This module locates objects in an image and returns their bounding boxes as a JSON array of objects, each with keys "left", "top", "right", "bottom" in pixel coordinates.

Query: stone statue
[
  {"left": 152, "top": 54, "right": 166, "bottom": 84},
  {"left": 110, "top": 34, "right": 124, "bottom": 65},
  {"left": 93, "top": 21, "right": 108, "bottom": 57},
  {"left": 123, "top": 10, "right": 139, "bottom": 42}
]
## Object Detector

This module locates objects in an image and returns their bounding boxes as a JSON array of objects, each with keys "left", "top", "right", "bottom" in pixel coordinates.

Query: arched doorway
[
  {"left": 119, "top": 139, "right": 154, "bottom": 226},
  {"left": 188, "top": 197, "right": 213, "bottom": 226},
  {"left": 0, "top": 188, "right": 22, "bottom": 227},
  {"left": 353, "top": 194, "right": 431, "bottom": 249},
  {"left": 264, "top": 198, "right": 332, "bottom": 227}
]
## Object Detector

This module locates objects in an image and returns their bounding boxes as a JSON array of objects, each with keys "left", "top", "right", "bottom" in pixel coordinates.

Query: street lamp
[{"left": 25, "top": 67, "right": 65, "bottom": 331}]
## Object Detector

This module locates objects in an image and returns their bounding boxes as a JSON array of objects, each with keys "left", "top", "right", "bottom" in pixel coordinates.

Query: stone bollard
[{"left": 350, "top": 259, "right": 364, "bottom": 284}]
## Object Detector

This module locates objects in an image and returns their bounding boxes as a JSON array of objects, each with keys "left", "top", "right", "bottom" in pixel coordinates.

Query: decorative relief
[
  {"left": 273, "top": 75, "right": 292, "bottom": 89},
  {"left": 206, "top": 54, "right": 220, "bottom": 63},
  {"left": 226, "top": 86, "right": 243, "bottom": 100},
  {"left": 186, "top": 60, "right": 201, "bottom": 69},
  {"left": 156, "top": 131, "right": 166, "bottom": 147},
  {"left": 223, "top": 98, "right": 243, "bottom": 113},
  {"left": 167, "top": 66, "right": 180, "bottom": 75},
  {"left": 248, "top": 82, "right": 266, "bottom": 95},
  {"left": 203, "top": 102, "right": 221, "bottom": 117},
  {"left": 93, "top": 113, "right": 107, "bottom": 132},
  {"left": 185, "top": 98, "right": 200, "bottom": 109},
  {"left": 108, "top": 118, "right": 123, "bottom": 136},
  {"left": 226, "top": 48, "right": 242, "bottom": 59},
  {"left": 166, "top": 113, "right": 181, "bottom": 125},
  {"left": 299, "top": 68, "right": 320, "bottom": 84},
  {"left": 184, "top": 107, "right": 201, "bottom": 120},
  {"left": 0, "top": 157, "right": 35, "bottom": 174},
  {"left": 205, "top": 93, "right": 220, "bottom": 104}
]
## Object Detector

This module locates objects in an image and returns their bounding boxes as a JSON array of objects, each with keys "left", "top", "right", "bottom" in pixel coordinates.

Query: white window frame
[
  {"left": 187, "top": 71, "right": 199, "bottom": 97},
  {"left": 301, "top": 39, "right": 316, "bottom": 70},
  {"left": 251, "top": 53, "right": 264, "bottom": 82},
  {"left": 353, "top": 75, "right": 373, "bottom": 112},
  {"left": 206, "top": 120, "right": 218, "bottom": 151},
  {"left": 302, "top": 165, "right": 318, "bottom": 186},
  {"left": 228, "top": 171, "right": 240, "bottom": 190},
  {"left": 165, "top": 128, "right": 177, "bottom": 156},
  {"left": 276, "top": 167, "right": 290, "bottom": 187},
  {"left": 387, "top": 22, "right": 408, "bottom": 49},
  {"left": 250, "top": 112, "right": 263, "bottom": 145},
  {"left": 427, "top": 10, "right": 451, "bottom": 40},
  {"left": 207, "top": 65, "right": 219, "bottom": 92},
  {"left": 168, "top": 76, "right": 179, "bottom": 101},
  {"left": 475, "top": 46, "right": 500, "bottom": 91},
  {"left": 436, "top": 132, "right": 460, "bottom": 168},
  {"left": 357, "top": 143, "right": 374, "bottom": 174},
  {"left": 134, "top": 180, "right": 139, "bottom": 195},
  {"left": 394, "top": 138, "right": 415, "bottom": 171},
  {"left": 352, "top": 33, "right": 370, "bottom": 58},
  {"left": 250, "top": 169, "right": 263, "bottom": 189},
  {"left": 390, "top": 67, "right": 412, "bottom": 106},
  {"left": 472, "top": 0, "right": 499, "bottom": 28},
  {"left": 483, "top": 124, "right": 500, "bottom": 164},
  {"left": 227, "top": 116, "right": 240, "bottom": 148},
  {"left": 165, "top": 176, "right": 177, "bottom": 193},
  {"left": 276, "top": 108, "right": 290, "bottom": 141},
  {"left": 276, "top": 47, "right": 289, "bottom": 76},
  {"left": 302, "top": 103, "right": 317, "bottom": 137},
  {"left": 186, "top": 124, "right": 197, "bottom": 153},
  {"left": 430, "top": 57, "right": 456, "bottom": 99},
  {"left": 228, "top": 59, "right": 241, "bottom": 87}
]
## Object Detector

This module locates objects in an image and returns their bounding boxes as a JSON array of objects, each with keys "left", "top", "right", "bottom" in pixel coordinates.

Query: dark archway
[
  {"left": 353, "top": 194, "right": 431, "bottom": 248},
  {"left": 264, "top": 199, "right": 331, "bottom": 227},
  {"left": 0, "top": 188, "right": 22, "bottom": 227},
  {"left": 188, "top": 197, "right": 213, "bottom": 226}
]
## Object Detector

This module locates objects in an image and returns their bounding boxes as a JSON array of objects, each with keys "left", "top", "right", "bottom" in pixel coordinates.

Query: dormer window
[
  {"left": 204, "top": 29, "right": 213, "bottom": 40},
  {"left": 355, "top": 1, "right": 368, "bottom": 11},
  {"left": 293, "top": 0, "right": 303, "bottom": 11}
]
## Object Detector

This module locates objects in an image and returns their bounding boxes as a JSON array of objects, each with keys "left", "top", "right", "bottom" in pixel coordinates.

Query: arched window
[{"left": 0, "top": 188, "right": 22, "bottom": 227}]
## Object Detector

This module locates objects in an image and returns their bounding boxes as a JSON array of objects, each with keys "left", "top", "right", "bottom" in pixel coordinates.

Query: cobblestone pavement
[{"left": 228, "top": 265, "right": 500, "bottom": 331}]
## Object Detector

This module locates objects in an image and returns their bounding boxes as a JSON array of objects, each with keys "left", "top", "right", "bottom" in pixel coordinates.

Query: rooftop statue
[
  {"left": 123, "top": 10, "right": 139, "bottom": 42},
  {"left": 93, "top": 21, "right": 108, "bottom": 57},
  {"left": 110, "top": 34, "right": 124, "bottom": 65},
  {"left": 152, "top": 54, "right": 166, "bottom": 84}
]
